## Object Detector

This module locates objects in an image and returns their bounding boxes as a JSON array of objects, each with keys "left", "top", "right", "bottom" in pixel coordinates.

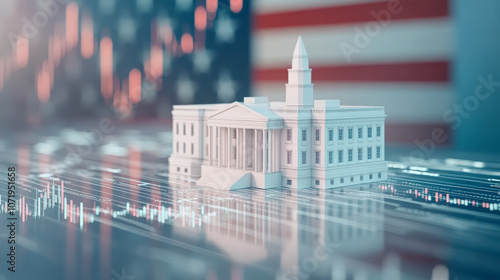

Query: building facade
[{"left": 169, "top": 37, "right": 387, "bottom": 190}]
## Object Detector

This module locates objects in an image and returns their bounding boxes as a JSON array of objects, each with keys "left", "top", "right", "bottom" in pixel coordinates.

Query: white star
[
  {"left": 158, "top": 13, "right": 177, "bottom": 33},
  {"left": 192, "top": 50, "right": 213, "bottom": 73},
  {"left": 215, "top": 71, "right": 238, "bottom": 102},
  {"left": 99, "top": 0, "right": 115, "bottom": 14},
  {"left": 176, "top": 74, "right": 196, "bottom": 103},
  {"left": 118, "top": 16, "right": 137, "bottom": 43},
  {"left": 175, "top": 0, "right": 193, "bottom": 12},
  {"left": 214, "top": 15, "right": 237, "bottom": 43},
  {"left": 136, "top": 0, "right": 153, "bottom": 13},
  {"left": 156, "top": 14, "right": 177, "bottom": 42}
]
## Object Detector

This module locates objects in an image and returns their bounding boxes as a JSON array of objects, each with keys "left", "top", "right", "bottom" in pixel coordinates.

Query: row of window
[
  {"left": 286, "top": 146, "right": 382, "bottom": 165},
  {"left": 321, "top": 172, "right": 383, "bottom": 186},
  {"left": 176, "top": 167, "right": 189, "bottom": 173},
  {"left": 176, "top": 142, "right": 195, "bottom": 155},
  {"left": 175, "top": 123, "right": 195, "bottom": 136},
  {"left": 286, "top": 172, "right": 383, "bottom": 186},
  {"left": 286, "top": 126, "right": 382, "bottom": 143}
]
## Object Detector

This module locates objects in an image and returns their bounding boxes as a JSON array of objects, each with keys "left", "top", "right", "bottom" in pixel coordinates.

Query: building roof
[
  {"left": 293, "top": 36, "right": 308, "bottom": 57},
  {"left": 208, "top": 101, "right": 282, "bottom": 122}
]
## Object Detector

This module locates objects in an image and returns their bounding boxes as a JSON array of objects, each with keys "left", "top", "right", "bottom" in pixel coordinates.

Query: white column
[
  {"left": 227, "top": 128, "right": 231, "bottom": 168},
  {"left": 276, "top": 130, "right": 279, "bottom": 172},
  {"left": 268, "top": 129, "right": 273, "bottom": 173},
  {"left": 217, "top": 126, "right": 221, "bottom": 167},
  {"left": 208, "top": 126, "right": 212, "bottom": 166},
  {"left": 279, "top": 130, "right": 282, "bottom": 171},
  {"left": 254, "top": 129, "right": 258, "bottom": 172},
  {"left": 277, "top": 130, "right": 280, "bottom": 171},
  {"left": 236, "top": 128, "right": 239, "bottom": 169},
  {"left": 274, "top": 130, "right": 277, "bottom": 172},
  {"left": 275, "top": 130, "right": 280, "bottom": 172},
  {"left": 263, "top": 129, "right": 267, "bottom": 174},
  {"left": 243, "top": 129, "right": 246, "bottom": 170}
]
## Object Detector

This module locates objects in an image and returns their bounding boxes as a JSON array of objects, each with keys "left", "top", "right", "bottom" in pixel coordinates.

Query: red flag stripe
[
  {"left": 386, "top": 123, "right": 451, "bottom": 145},
  {"left": 255, "top": 0, "right": 449, "bottom": 30},
  {"left": 254, "top": 61, "right": 449, "bottom": 82}
]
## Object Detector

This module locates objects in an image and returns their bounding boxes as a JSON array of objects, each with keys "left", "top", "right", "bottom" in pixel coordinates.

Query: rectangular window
[
  {"left": 348, "top": 149, "right": 353, "bottom": 162},
  {"left": 358, "top": 127, "right": 363, "bottom": 139},
  {"left": 315, "top": 151, "right": 320, "bottom": 164},
  {"left": 348, "top": 128, "right": 353, "bottom": 140},
  {"left": 330, "top": 179, "right": 334, "bottom": 185},
  {"left": 315, "top": 180, "right": 320, "bottom": 186},
  {"left": 183, "top": 143, "right": 186, "bottom": 153},
  {"left": 191, "top": 124, "right": 194, "bottom": 136},
  {"left": 287, "top": 129, "right": 292, "bottom": 141},
  {"left": 191, "top": 143, "right": 194, "bottom": 155},
  {"left": 368, "top": 127, "right": 372, "bottom": 138},
  {"left": 338, "top": 150, "right": 343, "bottom": 163},
  {"left": 350, "top": 177, "right": 354, "bottom": 182},
  {"left": 233, "top": 129, "right": 237, "bottom": 139},
  {"left": 369, "top": 174, "right": 373, "bottom": 180},
  {"left": 287, "top": 179, "right": 292, "bottom": 185},
  {"left": 376, "top": 126, "right": 381, "bottom": 137},
  {"left": 340, "top": 178, "right": 344, "bottom": 184},
  {"left": 302, "top": 130, "right": 307, "bottom": 141},
  {"left": 360, "top": 175, "right": 363, "bottom": 181},
  {"left": 358, "top": 148, "right": 363, "bottom": 160},
  {"left": 183, "top": 124, "right": 186, "bottom": 135},
  {"left": 176, "top": 142, "right": 179, "bottom": 153},
  {"left": 328, "top": 129, "right": 334, "bottom": 142},
  {"left": 176, "top": 167, "right": 180, "bottom": 172},
  {"left": 184, "top": 168, "right": 188, "bottom": 173},
  {"left": 367, "top": 147, "right": 372, "bottom": 159},
  {"left": 328, "top": 151, "right": 333, "bottom": 164},
  {"left": 302, "top": 151, "right": 307, "bottom": 165},
  {"left": 176, "top": 123, "right": 179, "bottom": 135},
  {"left": 378, "top": 172, "right": 382, "bottom": 179},
  {"left": 315, "top": 129, "right": 320, "bottom": 141},
  {"left": 338, "top": 128, "right": 344, "bottom": 141},
  {"left": 376, "top": 146, "right": 381, "bottom": 158},
  {"left": 287, "top": 151, "right": 292, "bottom": 164}
]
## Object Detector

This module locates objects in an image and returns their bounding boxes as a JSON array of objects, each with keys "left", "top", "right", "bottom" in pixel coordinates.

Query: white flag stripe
[
  {"left": 254, "top": 82, "right": 453, "bottom": 123},
  {"left": 253, "top": 18, "right": 453, "bottom": 68},
  {"left": 254, "top": 0, "right": 386, "bottom": 13}
]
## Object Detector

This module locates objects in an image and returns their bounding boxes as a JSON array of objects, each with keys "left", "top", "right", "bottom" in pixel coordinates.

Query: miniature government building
[{"left": 169, "top": 37, "right": 387, "bottom": 190}]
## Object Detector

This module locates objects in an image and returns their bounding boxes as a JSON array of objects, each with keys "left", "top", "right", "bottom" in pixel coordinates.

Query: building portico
[
  {"left": 194, "top": 100, "right": 283, "bottom": 189},
  {"left": 206, "top": 126, "right": 281, "bottom": 173}
]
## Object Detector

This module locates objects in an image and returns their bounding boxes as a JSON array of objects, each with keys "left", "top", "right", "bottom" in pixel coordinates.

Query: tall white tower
[{"left": 286, "top": 36, "right": 314, "bottom": 107}]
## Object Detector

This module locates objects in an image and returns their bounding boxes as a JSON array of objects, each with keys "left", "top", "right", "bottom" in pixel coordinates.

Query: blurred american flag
[
  {"left": 251, "top": 0, "right": 453, "bottom": 144},
  {"left": 0, "top": 0, "right": 453, "bottom": 145}
]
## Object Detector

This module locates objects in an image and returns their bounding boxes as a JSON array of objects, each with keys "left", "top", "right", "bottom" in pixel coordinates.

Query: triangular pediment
[{"left": 208, "top": 102, "right": 269, "bottom": 121}]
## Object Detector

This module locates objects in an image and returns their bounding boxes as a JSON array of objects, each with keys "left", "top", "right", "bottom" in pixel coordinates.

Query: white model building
[{"left": 169, "top": 37, "right": 387, "bottom": 190}]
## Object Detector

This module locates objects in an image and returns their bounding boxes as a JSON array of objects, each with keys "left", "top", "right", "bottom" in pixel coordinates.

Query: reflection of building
[
  {"left": 168, "top": 175, "right": 385, "bottom": 277},
  {"left": 168, "top": 175, "right": 299, "bottom": 265},
  {"left": 169, "top": 37, "right": 387, "bottom": 190},
  {"left": 293, "top": 190, "right": 385, "bottom": 279}
]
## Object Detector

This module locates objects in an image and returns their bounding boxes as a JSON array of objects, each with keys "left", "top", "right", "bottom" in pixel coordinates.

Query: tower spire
[
  {"left": 292, "top": 36, "right": 309, "bottom": 69},
  {"left": 286, "top": 36, "right": 314, "bottom": 107}
]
